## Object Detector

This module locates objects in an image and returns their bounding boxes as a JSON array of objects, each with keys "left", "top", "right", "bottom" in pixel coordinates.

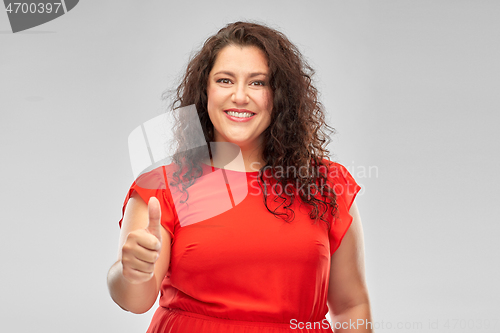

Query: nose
[{"left": 231, "top": 83, "right": 249, "bottom": 105}]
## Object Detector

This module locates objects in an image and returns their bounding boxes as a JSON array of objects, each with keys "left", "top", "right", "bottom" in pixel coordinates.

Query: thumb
[{"left": 146, "top": 196, "right": 162, "bottom": 243}]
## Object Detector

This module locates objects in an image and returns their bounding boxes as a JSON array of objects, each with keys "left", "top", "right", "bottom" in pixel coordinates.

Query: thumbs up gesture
[{"left": 121, "top": 197, "right": 163, "bottom": 284}]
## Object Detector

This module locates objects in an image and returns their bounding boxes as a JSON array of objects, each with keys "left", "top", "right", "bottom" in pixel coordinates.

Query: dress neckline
[{"left": 200, "top": 162, "right": 261, "bottom": 175}]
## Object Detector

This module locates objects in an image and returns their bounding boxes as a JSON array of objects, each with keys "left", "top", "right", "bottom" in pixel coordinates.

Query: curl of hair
[{"left": 163, "top": 21, "right": 338, "bottom": 230}]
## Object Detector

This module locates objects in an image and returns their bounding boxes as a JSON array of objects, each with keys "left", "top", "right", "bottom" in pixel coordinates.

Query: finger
[
  {"left": 124, "top": 257, "right": 156, "bottom": 274},
  {"left": 146, "top": 197, "right": 162, "bottom": 245},
  {"left": 122, "top": 267, "right": 154, "bottom": 284},
  {"left": 130, "top": 245, "right": 160, "bottom": 264},
  {"left": 125, "top": 230, "right": 161, "bottom": 252}
]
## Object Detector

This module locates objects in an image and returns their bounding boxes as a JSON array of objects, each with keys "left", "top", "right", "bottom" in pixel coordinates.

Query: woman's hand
[
  {"left": 121, "top": 197, "right": 163, "bottom": 284},
  {"left": 108, "top": 194, "right": 171, "bottom": 313}
]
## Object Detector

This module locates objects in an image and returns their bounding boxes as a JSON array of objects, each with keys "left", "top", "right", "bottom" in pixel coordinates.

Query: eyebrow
[{"left": 213, "top": 71, "right": 268, "bottom": 78}]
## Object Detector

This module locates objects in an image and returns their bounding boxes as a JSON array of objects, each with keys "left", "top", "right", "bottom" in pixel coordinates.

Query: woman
[{"left": 107, "top": 21, "right": 373, "bottom": 332}]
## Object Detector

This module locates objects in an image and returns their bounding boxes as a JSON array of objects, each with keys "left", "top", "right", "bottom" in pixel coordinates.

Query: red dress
[{"left": 118, "top": 160, "right": 361, "bottom": 332}]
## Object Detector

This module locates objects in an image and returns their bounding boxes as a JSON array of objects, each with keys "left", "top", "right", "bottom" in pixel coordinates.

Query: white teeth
[{"left": 226, "top": 111, "right": 254, "bottom": 118}]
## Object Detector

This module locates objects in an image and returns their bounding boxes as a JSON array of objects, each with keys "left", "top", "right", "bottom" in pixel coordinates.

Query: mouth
[
  {"left": 223, "top": 109, "right": 256, "bottom": 122},
  {"left": 224, "top": 109, "right": 256, "bottom": 118}
]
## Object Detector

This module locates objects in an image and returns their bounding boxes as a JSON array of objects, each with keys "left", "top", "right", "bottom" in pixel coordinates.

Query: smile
[
  {"left": 226, "top": 111, "right": 254, "bottom": 118},
  {"left": 224, "top": 110, "right": 256, "bottom": 122}
]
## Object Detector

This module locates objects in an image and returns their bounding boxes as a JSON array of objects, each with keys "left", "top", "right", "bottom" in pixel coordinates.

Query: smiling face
[{"left": 207, "top": 45, "right": 273, "bottom": 153}]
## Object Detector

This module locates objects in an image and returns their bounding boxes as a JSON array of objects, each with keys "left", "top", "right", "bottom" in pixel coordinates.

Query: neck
[{"left": 204, "top": 142, "right": 265, "bottom": 172}]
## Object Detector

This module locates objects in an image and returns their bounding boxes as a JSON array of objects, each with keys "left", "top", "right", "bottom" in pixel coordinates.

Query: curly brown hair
[{"left": 163, "top": 21, "right": 338, "bottom": 229}]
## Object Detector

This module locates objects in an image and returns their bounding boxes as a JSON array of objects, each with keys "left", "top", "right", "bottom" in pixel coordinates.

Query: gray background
[{"left": 1, "top": 1, "right": 499, "bottom": 332}]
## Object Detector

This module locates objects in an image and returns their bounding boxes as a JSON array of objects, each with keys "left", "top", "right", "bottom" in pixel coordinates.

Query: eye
[
  {"left": 251, "top": 81, "right": 266, "bottom": 86},
  {"left": 216, "top": 78, "right": 232, "bottom": 84}
]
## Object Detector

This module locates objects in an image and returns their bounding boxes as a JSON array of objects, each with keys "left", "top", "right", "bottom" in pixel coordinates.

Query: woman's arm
[
  {"left": 327, "top": 201, "right": 373, "bottom": 332},
  {"left": 107, "top": 192, "right": 172, "bottom": 314}
]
